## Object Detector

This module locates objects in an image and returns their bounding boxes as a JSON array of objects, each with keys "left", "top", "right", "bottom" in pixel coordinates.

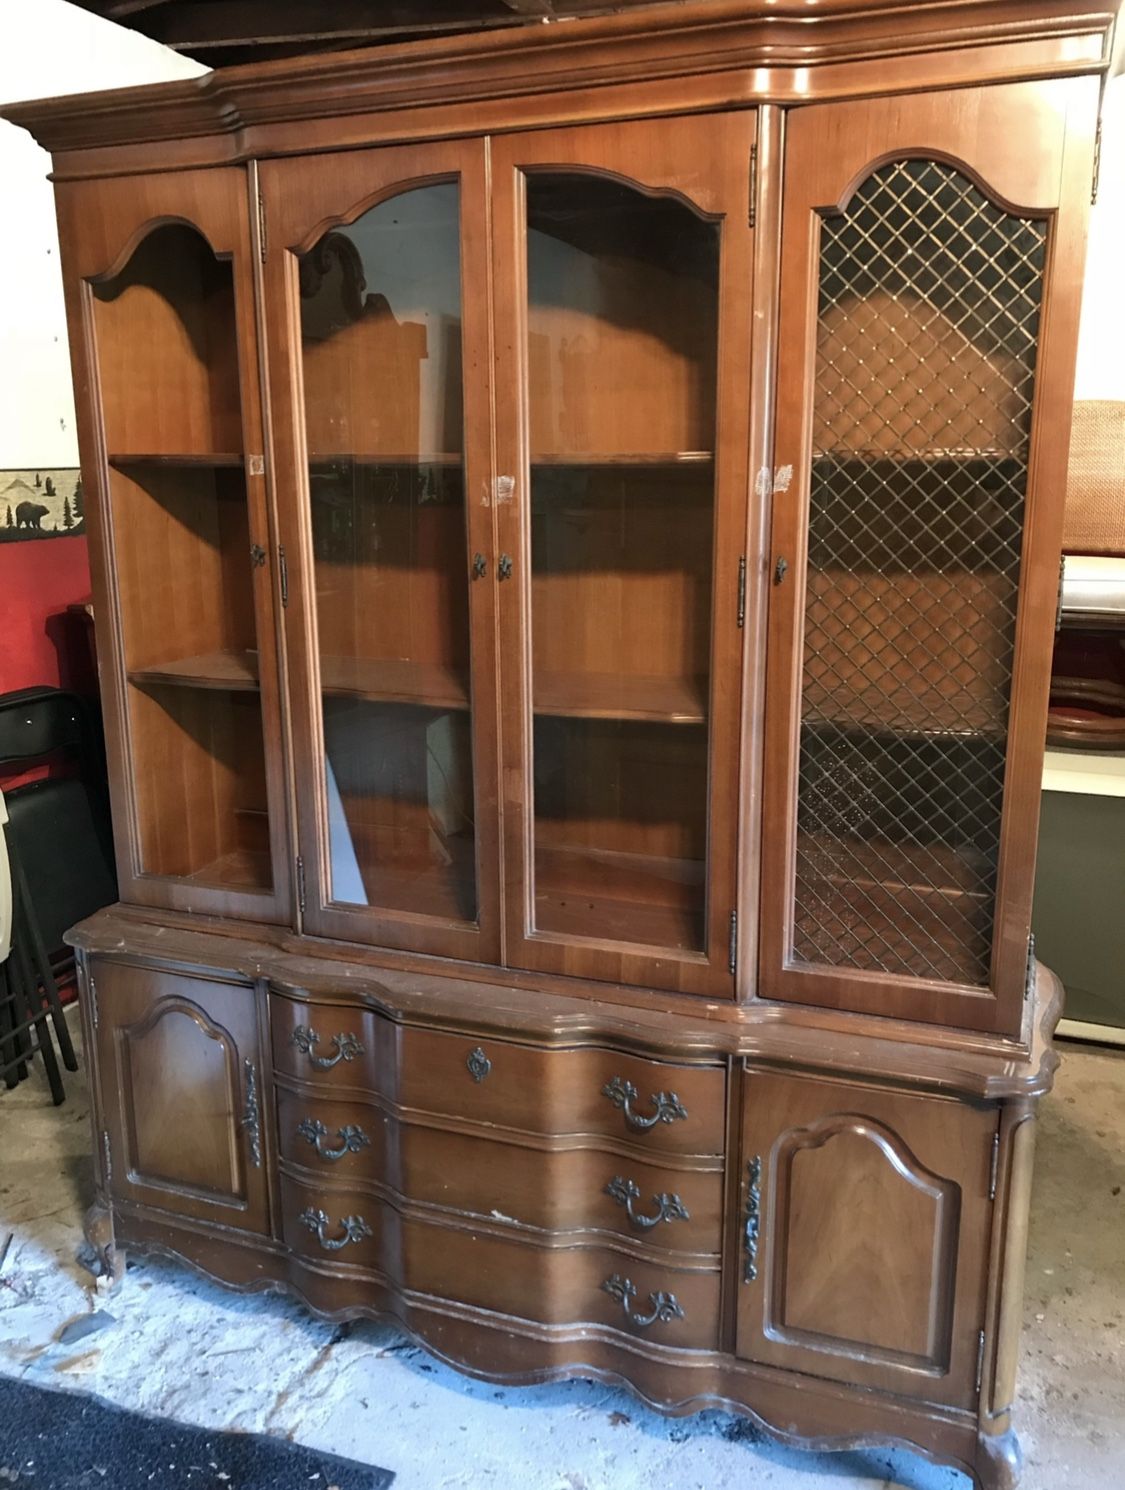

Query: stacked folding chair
[{"left": 0, "top": 688, "right": 117, "bottom": 1105}]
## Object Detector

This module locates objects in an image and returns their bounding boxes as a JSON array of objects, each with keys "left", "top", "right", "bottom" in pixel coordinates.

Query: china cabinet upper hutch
[{"left": 5, "top": 3, "right": 1115, "bottom": 1486}]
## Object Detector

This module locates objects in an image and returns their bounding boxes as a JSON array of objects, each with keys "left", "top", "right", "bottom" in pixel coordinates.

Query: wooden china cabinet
[{"left": 5, "top": 3, "right": 1114, "bottom": 1485}]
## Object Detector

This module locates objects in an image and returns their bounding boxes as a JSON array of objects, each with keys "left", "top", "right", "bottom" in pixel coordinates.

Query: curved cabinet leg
[
  {"left": 84, "top": 1201, "right": 125, "bottom": 1287},
  {"left": 976, "top": 1429, "right": 1022, "bottom": 1490}
]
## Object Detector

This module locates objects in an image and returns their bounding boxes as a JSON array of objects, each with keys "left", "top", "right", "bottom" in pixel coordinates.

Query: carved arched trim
[
  {"left": 290, "top": 173, "right": 459, "bottom": 257},
  {"left": 521, "top": 163, "right": 723, "bottom": 224},
  {"left": 87, "top": 216, "right": 230, "bottom": 286},
  {"left": 825, "top": 149, "right": 1053, "bottom": 224},
  {"left": 766, "top": 1113, "right": 960, "bottom": 1373}
]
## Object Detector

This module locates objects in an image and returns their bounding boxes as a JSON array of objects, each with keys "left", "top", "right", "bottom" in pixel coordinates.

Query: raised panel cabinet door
[
  {"left": 491, "top": 112, "right": 757, "bottom": 996},
  {"left": 53, "top": 169, "right": 291, "bottom": 925},
  {"left": 760, "top": 80, "right": 1099, "bottom": 1033},
  {"left": 259, "top": 141, "right": 500, "bottom": 962},
  {"left": 92, "top": 959, "right": 270, "bottom": 1233},
  {"left": 736, "top": 1070, "right": 998, "bottom": 1409}
]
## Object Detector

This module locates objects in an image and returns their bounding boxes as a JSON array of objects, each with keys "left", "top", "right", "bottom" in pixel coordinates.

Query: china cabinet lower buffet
[{"left": 7, "top": 3, "right": 1116, "bottom": 1486}]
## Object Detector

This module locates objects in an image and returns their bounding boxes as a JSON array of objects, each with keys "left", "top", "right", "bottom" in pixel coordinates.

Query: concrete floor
[{"left": 0, "top": 1011, "right": 1122, "bottom": 1490}]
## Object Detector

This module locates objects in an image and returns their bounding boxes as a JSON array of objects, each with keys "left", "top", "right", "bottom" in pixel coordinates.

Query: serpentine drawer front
[
  {"left": 279, "top": 1173, "right": 721, "bottom": 1348},
  {"left": 275, "top": 1086, "right": 724, "bottom": 1256},
  {"left": 395, "top": 1026, "right": 726, "bottom": 1154}
]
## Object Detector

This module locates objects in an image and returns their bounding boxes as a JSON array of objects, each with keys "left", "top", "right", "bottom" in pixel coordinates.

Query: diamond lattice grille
[{"left": 794, "top": 159, "right": 1046, "bottom": 986}]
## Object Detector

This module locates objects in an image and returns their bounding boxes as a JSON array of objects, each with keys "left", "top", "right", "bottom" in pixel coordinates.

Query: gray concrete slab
[{"left": 0, "top": 1010, "right": 1121, "bottom": 1490}]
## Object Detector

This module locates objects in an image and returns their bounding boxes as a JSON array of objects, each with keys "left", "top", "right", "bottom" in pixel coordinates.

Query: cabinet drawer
[
  {"left": 270, "top": 995, "right": 387, "bottom": 1093},
  {"left": 276, "top": 1088, "right": 723, "bottom": 1256},
  {"left": 407, "top": 1215, "right": 721, "bottom": 1349},
  {"left": 396, "top": 1026, "right": 726, "bottom": 1154},
  {"left": 280, "top": 1173, "right": 385, "bottom": 1273}
]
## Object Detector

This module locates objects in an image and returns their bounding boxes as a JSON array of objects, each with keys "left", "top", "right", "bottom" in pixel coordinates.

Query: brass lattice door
[{"left": 760, "top": 82, "right": 1098, "bottom": 1033}]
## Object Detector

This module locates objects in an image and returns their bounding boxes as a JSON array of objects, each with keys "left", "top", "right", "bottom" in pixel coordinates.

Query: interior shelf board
[
  {"left": 108, "top": 453, "right": 245, "bottom": 468},
  {"left": 534, "top": 844, "right": 705, "bottom": 953},
  {"left": 308, "top": 453, "right": 463, "bottom": 467},
  {"left": 320, "top": 656, "right": 470, "bottom": 710},
  {"left": 531, "top": 452, "right": 713, "bottom": 467},
  {"left": 180, "top": 847, "right": 273, "bottom": 892},
  {"left": 811, "top": 447, "right": 1020, "bottom": 464},
  {"left": 534, "top": 670, "right": 707, "bottom": 725},
  {"left": 128, "top": 650, "right": 260, "bottom": 693}
]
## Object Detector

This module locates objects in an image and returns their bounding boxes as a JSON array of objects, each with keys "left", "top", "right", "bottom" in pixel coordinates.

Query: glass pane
[
  {"left": 795, "top": 159, "right": 1046, "bottom": 984},
  {"left": 525, "top": 175, "right": 719, "bottom": 952},
  {"left": 298, "top": 184, "right": 477, "bottom": 922},
  {"left": 92, "top": 224, "right": 272, "bottom": 892}
]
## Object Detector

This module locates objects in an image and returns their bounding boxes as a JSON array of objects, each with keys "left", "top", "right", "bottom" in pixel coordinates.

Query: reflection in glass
[
  {"left": 524, "top": 175, "right": 720, "bottom": 952},
  {"left": 298, "top": 184, "right": 478, "bottom": 922}
]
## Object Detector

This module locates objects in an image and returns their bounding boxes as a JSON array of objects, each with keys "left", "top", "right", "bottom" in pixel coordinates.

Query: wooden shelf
[
  {"left": 534, "top": 670, "right": 706, "bottom": 724},
  {"left": 534, "top": 844, "right": 705, "bottom": 953},
  {"left": 531, "top": 452, "right": 713, "bottom": 467},
  {"left": 320, "top": 657, "right": 470, "bottom": 710},
  {"left": 181, "top": 847, "right": 273, "bottom": 892},
  {"left": 309, "top": 453, "right": 462, "bottom": 467},
  {"left": 811, "top": 448, "right": 1021, "bottom": 464},
  {"left": 129, "top": 650, "right": 260, "bottom": 693},
  {"left": 109, "top": 453, "right": 245, "bottom": 468},
  {"left": 329, "top": 823, "right": 477, "bottom": 923}
]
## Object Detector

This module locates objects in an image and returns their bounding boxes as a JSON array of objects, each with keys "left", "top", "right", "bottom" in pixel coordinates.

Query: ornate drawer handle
[
  {"left": 602, "top": 1076, "right": 687, "bottom": 1131},
  {"left": 299, "top": 1207, "right": 372, "bottom": 1251},
  {"left": 466, "top": 1046, "right": 491, "bottom": 1082},
  {"left": 290, "top": 1025, "right": 364, "bottom": 1070},
  {"left": 601, "top": 1273, "right": 685, "bottom": 1329},
  {"left": 297, "top": 1118, "right": 371, "bottom": 1162},
  {"left": 605, "top": 1176, "right": 689, "bottom": 1230},
  {"left": 743, "top": 1154, "right": 761, "bottom": 1284}
]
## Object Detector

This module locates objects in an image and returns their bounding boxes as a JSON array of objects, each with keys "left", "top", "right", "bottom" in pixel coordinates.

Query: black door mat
[{"left": 0, "top": 1372, "right": 395, "bottom": 1489}]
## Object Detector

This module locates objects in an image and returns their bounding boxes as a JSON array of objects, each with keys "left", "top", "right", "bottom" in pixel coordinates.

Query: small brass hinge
[
  {"left": 278, "top": 544, "right": 289, "bottom": 608},
  {"left": 88, "top": 974, "right": 98, "bottom": 1030},
  {"left": 728, "top": 911, "right": 738, "bottom": 976},
  {"left": 1055, "top": 556, "right": 1066, "bottom": 632},
  {"left": 737, "top": 555, "right": 747, "bottom": 628},
  {"left": 257, "top": 184, "right": 267, "bottom": 263},
  {"left": 1092, "top": 117, "right": 1102, "bottom": 205},
  {"left": 748, "top": 143, "right": 759, "bottom": 228},
  {"left": 1025, "top": 932, "right": 1036, "bottom": 1001},
  {"left": 296, "top": 855, "right": 306, "bottom": 915},
  {"left": 976, "top": 1329, "right": 987, "bottom": 1394},
  {"left": 989, "top": 1129, "right": 1001, "bottom": 1201},
  {"left": 102, "top": 1130, "right": 112, "bottom": 1185}
]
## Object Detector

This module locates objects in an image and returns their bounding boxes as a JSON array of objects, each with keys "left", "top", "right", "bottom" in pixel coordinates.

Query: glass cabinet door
[
  {"left": 60, "top": 169, "right": 289, "bottom": 921},
  {"left": 761, "top": 85, "right": 1090, "bottom": 1034},
  {"left": 261, "top": 142, "right": 499, "bottom": 959},
  {"left": 492, "top": 114, "right": 756, "bottom": 995}
]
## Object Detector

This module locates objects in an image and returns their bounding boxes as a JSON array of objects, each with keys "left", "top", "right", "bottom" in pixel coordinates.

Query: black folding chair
[{"left": 0, "top": 687, "right": 118, "bottom": 1100}]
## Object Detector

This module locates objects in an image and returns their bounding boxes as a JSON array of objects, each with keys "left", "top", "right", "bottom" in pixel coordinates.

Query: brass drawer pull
[
  {"left": 605, "top": 1175, "right": 689, "bottom": 1230},
  {"left": 743, "top": 1154, "right": 762, "bottom": 1283},
  {"left": 290, "top": 1025, "right": 364, "bottom": 1070},
  {"left": 601, "top": 1273, "right": 685, "bottom": 1329},
  {"left": 297, "top": 1118, "right": 371, "bottom": 1162},
  {"left": 602, "top": 1076, "right": 687, "bottom": 1131},
  {"left": 299, "top": 1207, "right": 372, "bottom": 1251}
]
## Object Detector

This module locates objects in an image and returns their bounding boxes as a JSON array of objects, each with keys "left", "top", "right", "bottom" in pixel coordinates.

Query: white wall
[
  {"left": 0, "top": 1, "right": 206, "bottom": 469},
  {"left": 1074, "top": 70, "right": 1125, "bottom": 401}
]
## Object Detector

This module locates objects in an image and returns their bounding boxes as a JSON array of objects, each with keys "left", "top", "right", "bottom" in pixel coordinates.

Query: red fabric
[{"left": 0, "top": 536, "right": 93, "bottom": 790}]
